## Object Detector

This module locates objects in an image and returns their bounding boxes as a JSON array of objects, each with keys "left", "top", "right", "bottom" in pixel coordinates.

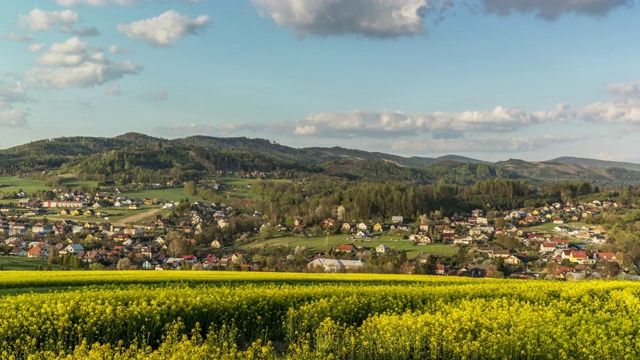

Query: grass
[
  {"left": 58, "top": 174, "right": 99, "bottom": 189},
  {"left": 120, "top": 188, "right": 205, "bottom": 202},
  {"left": 0, "top": 257, "right": 60, "bottom": 270},
  {"left": 0, "top": 177, "right": 48, "bottom": 196},
  {"left": 243, "top": 233, "right": 457, "bottom": 258}
]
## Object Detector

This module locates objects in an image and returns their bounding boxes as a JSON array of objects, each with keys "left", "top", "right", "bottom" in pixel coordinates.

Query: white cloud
[
  {"left": 154, "top": 123, "right": 266, "bottom": 137},
  {"left": 18, "top": 8, "right": 100, "bottom": 36},
  {"left": 27, "top": 61, "right": 141, "bottom": 89},
  {"left": 142, "top": 90, "right": 168, "bottom": 101},
  {"left": 391, "top": 135, "right": 584, "bottom": 152},
  {"left": 0, "top": 81, "right": 27, "bottom": 110},
  {"left": 580, "top": 98, "right": 640, "bottom": 123},
  {"left": 607, "top": 80, "right": 640, "bottom": 97},
  {"left": 27, "top": 37, "right": 142, "bottom": 89},
  {"left": 0, "top": 110, "right": 28, "bottom": 128},
  {"left": 254, "top": 0, "right": 453, "bottom": 38},
  {"left": 56, "top": 0, "right": 201, "bottom": 5},
  {"left": 56, "top": 0, "right": 141, "bottom": 6},
  {"left": 482, "top": 0, "right": 632, "bottom": 20},
  {"left": 37, "top": 37, "right": 88, "bottom": 67},
  {"left": 0, "top": 81, "right": 29, "bottom": 128},
  {"left": 117, "top": 10, "right": 210, "bottom": 46},
  {"left": 294, "top": 106, "right": 552, "bottom": 138},
  {"left": 574, "top": 80, "right": 640, "bottom": 123},
  {"left": 19, "top": 8, "right": 79, "bottom": 31},
  {"left": 2, "top": 32, "right": 35, "bottom": 43},
  {"left": 29, "top": 43, "right": 45, "bottom": 52}
]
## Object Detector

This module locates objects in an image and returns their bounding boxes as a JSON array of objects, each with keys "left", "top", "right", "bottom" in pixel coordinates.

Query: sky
[{"left": 1, "top": 0, "right": 640, "bottom": 163}]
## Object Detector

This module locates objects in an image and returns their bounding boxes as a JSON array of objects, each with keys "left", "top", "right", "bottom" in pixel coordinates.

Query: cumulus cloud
[
  {"left": 19, "top": 8, "right": 79, "bottom": 31},
  {"left": 27, "top": 37, "right": 142, "bottom": 89},
  {"left": 2, "top": 32, "right": 35, "bottom": 43},
  {"left": 607, "top": 80, "right": 640, "bottom": 97},
  {"left": 29, "top": 43, "right": 45, "bottom": 52},
  {"left": 154, "top": 123, "right": 267, "bottom": 137},
  {"left": 391, "top": 135, "right": 584, "bottom": 152},
  {"left": 293, "top": 107, "right": 555, "bottom": 138},
  {"left": 117, "top": 10, "right": 210, "bottom": 46},
  {"left": 570, "top": 80, "right": 640, "bottom": 123},
  {"left": 482, "top": 0, "right": 633, "bottom": 20},
  {"left": 579, "top": 98, "right": 640, "bottom": 123},
  {"left": 36, "top": 37, "right": 88, "bottom": 67},
  {"left": 18, "top": 8, "right": 100, "bottom": 36},
  {"left": 254, "top": 0, "right": 453, "bottom": 38}
]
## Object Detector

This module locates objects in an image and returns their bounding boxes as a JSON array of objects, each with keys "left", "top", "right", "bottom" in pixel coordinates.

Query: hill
[
  {"left": 546, "top": 156, "right": 640, "bottom": 171},
  {"left": 1, "top": 133, "right": 640, "bottom": 187}
]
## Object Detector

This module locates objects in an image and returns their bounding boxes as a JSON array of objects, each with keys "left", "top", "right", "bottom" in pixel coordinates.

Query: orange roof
[{"left": 571, "top": 251, "right": 588, "bottom": 259}]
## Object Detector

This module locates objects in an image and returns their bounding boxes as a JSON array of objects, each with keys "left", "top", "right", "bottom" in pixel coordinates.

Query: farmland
[
  {"left": 244, "top": 234, "right": 457, "bottom": 258},
  {"left": 1, "top": 271, "right": 640, "bottom": 359}
]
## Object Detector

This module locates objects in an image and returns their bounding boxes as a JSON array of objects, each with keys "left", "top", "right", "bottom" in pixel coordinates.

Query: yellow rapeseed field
[{"left": 0, "top": 271, "right": 638, "bottom": 359}]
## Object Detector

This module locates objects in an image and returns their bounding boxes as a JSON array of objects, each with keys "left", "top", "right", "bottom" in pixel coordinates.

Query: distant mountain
[
  {"left": 1, "top": 133, "right": 640, "bottom": 187},
  {"left": 545, "top": 157, "right": 640, "bottom": 171},
  {"left": 436, "top": 155, "right": 492, "bottom": 165}
]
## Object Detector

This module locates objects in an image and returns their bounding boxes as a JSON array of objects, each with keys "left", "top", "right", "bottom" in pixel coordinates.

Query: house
[
  {"left": 553, "top": 218, "right": 564, "bottom": 224},
  {"left": 436, "top": 264, "right": 446, "bottom": 275},
  {"left": 60, "top": 244, "right": 84, "bottom": 255},
  {"left": 142, "top": 260, "right": 155, "bottom": 270},
  {"left": 123, "top": 227, "right": 144, "bottom": 237},
  {"left": 357, "top": 223, "right": 368, "bottom": 231},
  {"left": 373, "top": 223, "right": 383, "bottom": 232},
  {"left": 307, "top": 258, "right": 365, "bottom": 272},
  {"left": 82, "top": 250, "right": 103, "bottom": 263},
  {"left": 9, "top": 248, "right": 26, "bottom": 257},
  {"left": 492, "top": 250, "right": 511, "bottom": 258},
  {"left": 391, "top": 216, "right": 403, "bottom": 224},
  {"left": 540, "top": 242, "right": 556, "bottom": 253},
  {"left": 341, "top": 223, "right": 352, "bottom": 232},
  {"left": 410, "top": 234, "right": 432, "bottom": 245},
  {"left": 354, "top": 231, "right": 368, "bottom": 239},
  {"left": 210, "top": 239, "right": 223, "bottom": 249},
  {"left": 27, "top": 247, "right": 48, "bottom": 259},
  {"left": 594, "top": 252, "right": 617, "bottom": 262},
  {"left": 504, "top": 255, "right": 522, "bottom": 265},
  {"left": 376, "top": 244, "right": 389, "bottom": 254},
  {"left": 335, "top": 244, "right": 357, "bottom": 253},
  {"left": 154, "top": 236, "right": 167, "bottom": 245},
  {"left": 569, "top": 251, "right": 589, "bottom": 263}
]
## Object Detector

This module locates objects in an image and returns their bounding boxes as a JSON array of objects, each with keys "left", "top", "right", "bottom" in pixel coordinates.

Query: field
[
  {"left": 121, "top": 187, "right": 204, "bottom": 202},
  {"left": 0, "top": 176, "right": 48, "bottom": 200},
  {"left": 1, "top": 271, "right": 640, "bottom": 359},
  {"left": 0, "top": 256, "right": 60, "bottom": 270},
  {"left": 244, "top": 234, "right": 457, "bottom": 258}
]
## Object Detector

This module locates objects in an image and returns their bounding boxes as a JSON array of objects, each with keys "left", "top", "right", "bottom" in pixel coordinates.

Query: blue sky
[{"left": 1, "top": 0, "right": 640, "bottom": 163}]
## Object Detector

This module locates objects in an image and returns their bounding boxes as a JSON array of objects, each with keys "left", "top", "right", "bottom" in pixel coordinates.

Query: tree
[
  {"left": 117, "top": 257, "right": 132, "bottom": 270},
  {"left": 168, "top": 239, "right": 190, "bottom": 257}
]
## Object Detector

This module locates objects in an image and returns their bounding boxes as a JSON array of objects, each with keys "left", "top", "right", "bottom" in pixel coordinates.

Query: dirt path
[{"left": 114, "top": 208, "right": 162, "bottom": 226}]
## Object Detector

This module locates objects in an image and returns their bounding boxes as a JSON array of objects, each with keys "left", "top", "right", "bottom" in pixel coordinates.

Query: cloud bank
[
  {"left": 254, "top": 0, "right": 453, "bottom": 38},
  {"left": 482, "top": 0, "right": 633, "bottom": 20}
]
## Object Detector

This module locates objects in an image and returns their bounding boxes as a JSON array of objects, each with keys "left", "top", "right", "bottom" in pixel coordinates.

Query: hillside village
[{"left": 0, "top": 184, "right": 631, "bottom": 279}]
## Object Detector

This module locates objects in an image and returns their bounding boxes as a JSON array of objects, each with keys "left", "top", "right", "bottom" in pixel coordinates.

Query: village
[{"left": 0, "top": 187, "right": 629, "bottom": 279}]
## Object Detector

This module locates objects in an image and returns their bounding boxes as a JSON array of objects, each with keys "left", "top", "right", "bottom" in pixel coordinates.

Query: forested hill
[{"left": 1, "top": 133, "right": 640, "bottom": 187}]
